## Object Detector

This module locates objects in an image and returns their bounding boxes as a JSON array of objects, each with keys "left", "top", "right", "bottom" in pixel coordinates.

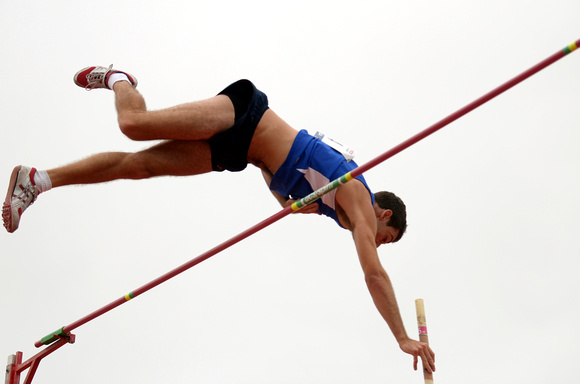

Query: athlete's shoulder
[{"left": 335, "top": 180, "right": 375, "bottom": 230}]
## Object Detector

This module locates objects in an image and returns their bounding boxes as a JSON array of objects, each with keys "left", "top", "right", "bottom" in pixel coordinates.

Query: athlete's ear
[{"left": 379, "top": 209, "right": 393, "bottom": 222}]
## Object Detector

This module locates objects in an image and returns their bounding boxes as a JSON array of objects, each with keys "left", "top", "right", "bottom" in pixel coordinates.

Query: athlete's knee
[
  {"left": 122, "top": 152, "right": 156, "bottom": 179},
  {"left": 118, "top": 113, "right": 147, "bottom": 141}
]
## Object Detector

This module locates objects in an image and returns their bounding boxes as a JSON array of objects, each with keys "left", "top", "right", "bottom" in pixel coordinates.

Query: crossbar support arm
[{"left": 6, "top": 335, "right": 73, "bottom": 384}]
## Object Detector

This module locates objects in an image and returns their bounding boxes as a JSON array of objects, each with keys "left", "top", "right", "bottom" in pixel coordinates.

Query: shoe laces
[
  {"left": 13, "top": 181, "right": 38, "bottom": 208},
  {"left": 85, "top": 64, "right": 113, "bottom": 90}
]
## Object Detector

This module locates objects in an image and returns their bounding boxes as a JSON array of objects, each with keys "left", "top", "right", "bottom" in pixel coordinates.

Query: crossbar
[{"left": 34, "top": 39, "right": 580, "bottom": 348}]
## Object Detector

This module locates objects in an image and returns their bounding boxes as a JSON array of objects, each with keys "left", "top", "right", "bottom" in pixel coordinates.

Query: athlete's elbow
[{"left": 365, "top": 271, "right": 388, "bottom": 291}]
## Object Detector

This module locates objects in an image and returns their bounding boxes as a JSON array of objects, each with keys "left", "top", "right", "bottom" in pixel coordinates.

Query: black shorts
[{"left": 209, "top": 79, "right": 269, "bottom": 172}]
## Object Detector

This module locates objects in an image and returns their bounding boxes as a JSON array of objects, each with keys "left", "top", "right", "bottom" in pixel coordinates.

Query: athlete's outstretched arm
[{"left": 336, "top": 182, "right": 436, "bottom": 373}]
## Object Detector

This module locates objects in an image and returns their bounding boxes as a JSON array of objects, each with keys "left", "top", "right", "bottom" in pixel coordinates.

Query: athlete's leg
[
  {"left": 113, "top": 81, "right": 235, "bottom": 142},
  {"left": 3, "top": 140, "right": 212, "bottom": 232},
  {"left": 47, "top": 140, "right": 213, "bottom": 188},
  {"left": 74, "top": 65, "right": 236, "bottom": 142}
]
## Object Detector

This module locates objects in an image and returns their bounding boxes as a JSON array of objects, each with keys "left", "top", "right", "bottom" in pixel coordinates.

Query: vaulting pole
[
  {"left": 31, "top": 39, "right": 579, "bottom": 352},
  {"left": 416, "top": 299, "right": 433, "bottom": 384}
]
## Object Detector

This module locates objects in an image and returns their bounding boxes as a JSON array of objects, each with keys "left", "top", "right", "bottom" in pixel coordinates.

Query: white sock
[
  {"left": 33, "top": 169, "right": 52, "bottom": 193},
  {"left": 107, "top": 72, "right": 130, "bottom": 89}
]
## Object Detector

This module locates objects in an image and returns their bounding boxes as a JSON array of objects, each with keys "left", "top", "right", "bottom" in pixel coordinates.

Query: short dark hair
[{"left": 374, "top": 191, "right": 407, "bottom": 242}]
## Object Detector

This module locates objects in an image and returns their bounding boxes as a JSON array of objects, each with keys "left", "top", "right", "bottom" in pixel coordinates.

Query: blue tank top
[{"left": 269, "top": 130, "right": 375, "bottom": 228}]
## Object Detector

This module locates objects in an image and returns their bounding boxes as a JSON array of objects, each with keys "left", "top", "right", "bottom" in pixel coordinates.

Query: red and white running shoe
[
  {"left": 73, "top": 64, "right": 138, "bottom": 90},
  {"left": 3, "top": 166, "right": 39, "bottom": 233}
]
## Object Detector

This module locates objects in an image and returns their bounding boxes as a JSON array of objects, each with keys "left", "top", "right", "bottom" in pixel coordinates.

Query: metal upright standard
[{"left": 5, "top": 40, "right": 579, "bottom": 384}]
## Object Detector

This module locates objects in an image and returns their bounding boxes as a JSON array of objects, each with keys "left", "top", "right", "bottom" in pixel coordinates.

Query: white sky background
[{"left": 1, "top": 1, "right": 579, "bottom": 383}]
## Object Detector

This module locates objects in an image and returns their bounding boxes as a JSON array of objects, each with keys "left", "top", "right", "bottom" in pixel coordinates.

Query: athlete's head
[{"left": 374, "top": 191, "right": 407, "bottom": 243}]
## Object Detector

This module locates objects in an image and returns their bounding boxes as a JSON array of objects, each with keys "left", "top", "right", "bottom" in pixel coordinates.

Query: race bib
[{"left": 314, "top": 131, "right": 356, "bottom": 162}]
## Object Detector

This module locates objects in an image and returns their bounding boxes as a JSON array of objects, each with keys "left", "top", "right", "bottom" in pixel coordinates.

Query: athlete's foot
[
  {"left": 2, "top": 166, "right": 40, "bottom": 233},
  {"left": 73, "top": 65, "right": 138, "bottom": 90}
]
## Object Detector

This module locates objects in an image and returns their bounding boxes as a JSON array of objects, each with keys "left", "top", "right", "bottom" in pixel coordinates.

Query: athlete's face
[
  {"left": 374, "top": 209, "right": 400, "bottom": 248},
  {"left": 375, "top": 223, "right": 400, "bottom": 248}
]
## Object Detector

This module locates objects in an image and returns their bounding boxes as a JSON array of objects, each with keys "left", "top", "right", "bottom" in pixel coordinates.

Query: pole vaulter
[{"left": 5, "top": 39, "right": 579, "bottom": 384}]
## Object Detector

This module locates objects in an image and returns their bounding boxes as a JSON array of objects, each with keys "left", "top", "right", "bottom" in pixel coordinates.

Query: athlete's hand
[
  {"left": 399, "top": 338, "right": 436, "bottom": 373},
  {"left": 285, "top": 199, "right": 320, "bottom": 214}
]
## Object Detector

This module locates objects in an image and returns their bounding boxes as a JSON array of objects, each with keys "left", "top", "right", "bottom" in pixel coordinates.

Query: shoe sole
[{"left": 3, "top": 165, "right": 22, "bottom": 233}]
